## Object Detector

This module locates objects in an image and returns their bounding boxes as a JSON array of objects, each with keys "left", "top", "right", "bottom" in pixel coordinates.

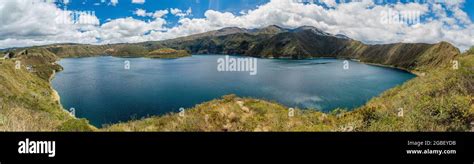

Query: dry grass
[
  {"left": 1, "top": 45, "right": 472, "bottom": 132},
  {"left": 104, "top": 54, "right": 474, "bottom": 132},
  {"left": 0, "top": 53, "right": 96, "bottom": 131}
]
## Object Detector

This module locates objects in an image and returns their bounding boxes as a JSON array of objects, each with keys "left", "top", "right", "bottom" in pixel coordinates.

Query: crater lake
[{"left": 52, "top": 55, "right": 416, "bottom": 127}]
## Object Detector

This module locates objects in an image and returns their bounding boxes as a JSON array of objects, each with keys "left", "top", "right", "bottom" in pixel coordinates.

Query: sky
[{"left": 0, "top": 0, "right": 473, "bottom": 51}]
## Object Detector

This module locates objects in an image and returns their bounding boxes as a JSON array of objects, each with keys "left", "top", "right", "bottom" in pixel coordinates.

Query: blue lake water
[{"left": 52, "top": 55, "right": 416, "bottom": 127}]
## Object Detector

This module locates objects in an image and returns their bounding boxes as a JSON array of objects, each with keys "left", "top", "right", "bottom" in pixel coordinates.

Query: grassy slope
[
  {"left": 104, "top": 95, "right": 334, "bottom": 131},
  {"left": 35, "top": 44, "right": 189, "bottom": 58},
  {"left": 0, "top": 41, "right": 472, "bottom": 131},
  {"left": 105, "top": 52, "right": 474, "bottom": 131},
  {"left": 147, "top": 48, "right": 191, "bottom": 58},
  {"left": 0, "top": 48, "right": 96, "bottom": 131},
  {"left": 159, "top": 26, "right": 458, "bottom": 66},
  {"left": 337, "top": 42, "right": 460, "bottom": 73},
  {"left": 350, "top": 53, "right": 474, "bottom": 131}
]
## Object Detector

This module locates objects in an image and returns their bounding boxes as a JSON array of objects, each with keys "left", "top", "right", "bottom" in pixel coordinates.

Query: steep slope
[
  {"left": 159, "top": 25, "right": 459, "bottom": 72},
  {"left": 247, "top": 26, "right": 354, "bottom": 58},
  {"left": 104, "top": 51, "right": 474, "bottom": 132},
  {"left": 104, "top": 95, "right": 333, "bottom": 131},
  {"left": 249, "top": 25, "right": 288, "bottom": 35},
  {"left": 0, "top": 26, "right": 470, "bottom": 131},
  {"left": 350, "top": 51, "right": 474, "bottom": 131},
  {"left": 4, "top": 25, "right": 458, "bottom": 73},
  {"left": 11, "top": 43, "right": 190, "bottom": 59},
  {"left": 0, "top": 49, "right": 95, "bottom": 131},
  {"left": 337, "top": 41, "right": 460, "bottom": 72},
  {"left": 147, "top": 48, "right": 189, "bottom": 58}
]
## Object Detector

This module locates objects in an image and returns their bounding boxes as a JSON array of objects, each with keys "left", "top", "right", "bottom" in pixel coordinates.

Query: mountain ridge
[
  {"left": 0, "top": 26, "right": 472, "bottom": 131},
  {"left": 159, "top": 25, "right": 460, "bottom": 72},
  {"left": 1, "top": 25, "right": 461, "bottom": 73}
]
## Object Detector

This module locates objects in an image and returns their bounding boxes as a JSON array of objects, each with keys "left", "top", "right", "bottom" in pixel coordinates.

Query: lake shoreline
[{"left": 52, "top": 55, "right": 416, "bottom": 126}]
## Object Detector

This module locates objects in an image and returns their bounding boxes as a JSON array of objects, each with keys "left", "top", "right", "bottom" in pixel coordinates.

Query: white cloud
[
  {"left": 97, "top": 16, "right": 166, "bottom": 43},
  {"left": 153, "top": 10, "right": 169, "bottom": 19},
  {"left": 134, "top": 8, "right": 149, "bottom": 17},
  {"left": 0, "top": 0, "right": 100, "bottom": 47},
  {"left": 110, "top": 0, "right": 118, "bottom": 6},
  {"left": 170, "top": 8, "right": 181, "bottom": 15},
  {"left": 134, "top": 9, "right": 168, "bottom": 18},
  {"left": 170, "top": 7, "right": 192, "bottom": 17},
  {"left": 0, "top": 0, "right": 473, "bottom": 51},
  {"left": 131, "top": 0, "right": 145, "bottom": 4},
  {"left": 156, "top": 0, "right": 473, "bottom": 51},
  {"left": 321, "top": 0, "right": 337, "bottom": 7}
]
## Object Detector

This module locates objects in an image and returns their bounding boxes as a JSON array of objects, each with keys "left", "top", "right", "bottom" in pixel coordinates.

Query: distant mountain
[
  {"left": 250, "top": 25, "right": 288, "bottom": 35},
  {"left": 1, "top": 25, "right": 470, "bottom": 132},
  {"left": 4, "top": 25, "right": 461, "bottom": 72},
  {"left": 158, "top": 25, "right": 459, "bottom": 71}
]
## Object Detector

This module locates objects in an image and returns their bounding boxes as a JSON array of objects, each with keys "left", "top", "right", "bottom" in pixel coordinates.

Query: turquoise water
[{"left": 52, "top": 55, "right": 415, "bottom": 127}]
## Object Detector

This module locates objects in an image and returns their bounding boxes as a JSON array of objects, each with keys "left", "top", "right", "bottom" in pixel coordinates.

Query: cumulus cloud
[
  {"left": 0, "top": 0, "right": 100, "bottom": 47},
  {"left": 170, "top": 7, "right": 192, "bottom": 17},
  {"left": 131, "top": 0, "right": 145, "bottom": 4},
  {"left": 153, "top": 10, "right": 169, "bottom": 19},
  {"left": 134, "top": 8, "right": 168, "bottom": 18},
  {"left": 98, "top": 16, "right": 166, "bottom": 43},
  {"left": 109, "top": 0, "right": 118, "bottom": 6},
  {"left": 0, "top": 0, "right": 473, "bottom": 51},
  {"left": 134, "top": 9, "right": 148, "bottom": 17},
  {"left": 157, "top": 0, "right": 473, "bottom": 51},
  {"left": 321, "top": 0, "right": 337, "bottom": 7}
]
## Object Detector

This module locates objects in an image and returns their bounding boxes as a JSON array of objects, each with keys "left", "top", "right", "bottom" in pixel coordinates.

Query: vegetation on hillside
[
  {"left": 105, "top": 53, "right": 474, "bottom": 131},
  {"left": 147, "top": 48, "right": 190, "bottom": 58},
  {"left": 468, "top": 46, "right": 474, "bottom": 54},
  {"left": 104, "top": 95, "right": 333, "bottom": 131},
  {"left": 0, "top": 50, "right": 96, "bottom": 131},
  {"left": 347, "top": 53, "right": 473, "bottom": 131},
  {"left": 19, "top": 43, "right": 189, "bottom": 59},
  {"left": 0, "top": 26, "right": 472, "bottom": 132},
  {"left": 159, "top": 26, "right": 460, "bottom": 72}
]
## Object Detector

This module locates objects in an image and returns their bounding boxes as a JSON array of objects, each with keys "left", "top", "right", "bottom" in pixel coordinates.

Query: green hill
[
  {"left": 104, "top": 53, "right": 473, "bottom": 131},
  {"left": 147, "top": 48, "right": 190, "bottom": 58},
  {"left": 0, "top": 26, "right": 472, "bottom": 132},
  {"left": 159, "top": 25, "right": 459, "bottom": 73},
  {"left": 0, "top": 49, "right": 95, "bottom": 131},
  {"left": 105, "top": 51, "right": 474, "bottom": 131}
]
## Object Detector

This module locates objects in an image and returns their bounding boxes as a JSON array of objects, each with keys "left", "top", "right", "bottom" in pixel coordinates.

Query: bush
[
  {"left": 222, "top": 94, "right": 237, "bottom": 102},
  {"left": 57, "top": 119, "right": 95, "bottom": 132}
]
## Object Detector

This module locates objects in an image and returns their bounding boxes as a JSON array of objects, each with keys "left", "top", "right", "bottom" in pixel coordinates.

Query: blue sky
[
  {"left": 0, "top": 0, "right": 473, "bottom": 50},
  {"left": 56, "top": 0, "right": 270, "bottom": 27},
  {"left": 56, "top": 0, "right": 473, "bottom": 26},
  {"left": 464, "top": 0, "right": 474, "bottom": 20}
]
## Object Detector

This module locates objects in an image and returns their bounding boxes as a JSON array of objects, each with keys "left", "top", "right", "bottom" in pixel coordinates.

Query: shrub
[{"left": 58, "top": 119, "right": 95, "bottom": 132}]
